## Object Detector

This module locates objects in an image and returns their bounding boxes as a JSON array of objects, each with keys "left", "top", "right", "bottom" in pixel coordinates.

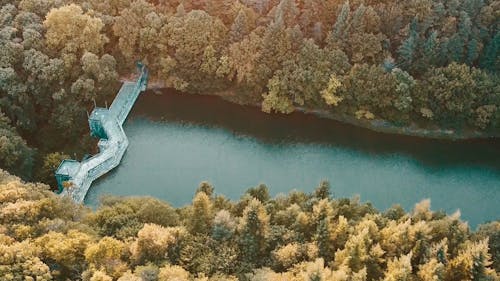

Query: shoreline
[
  {"left": 146, "top": 83, "right": 499, "bottom": 141},
  {"left": 295, "top": 107, "right": 499, "bottom": 141}
]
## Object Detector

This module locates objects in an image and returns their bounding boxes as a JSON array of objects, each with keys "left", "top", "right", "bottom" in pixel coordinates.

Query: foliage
[
  {"left": 0, "top": 111, "right": 34, "bottom": 179},
  {"left": 1, "top": 0, "right": 499, "bottom": 188},
  {"left": 0, "top": 169, "right": 498, "bottom": 280}
]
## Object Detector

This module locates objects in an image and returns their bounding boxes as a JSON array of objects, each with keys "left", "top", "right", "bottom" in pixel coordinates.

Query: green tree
[
  {"left": 416, "top": 63, "right": 484, "bottom": 128},
  {"left": 0, "top": 111, "right": 34, "bottom": 179},
  {"left": 326, "top": 3, "right": 385, "bottom": 64},
  {"left": 245, "top": 184, "right": 270, "bottom": 202},
  {"left": 338, "top": 64, "right": 399, "bottom": 121},
  {"left": 262, "top": 39, "right": 349, "bottom": 113},
  {"left": 238, "top": 198, "right": 270, "bottom": 267},
  {"left": 312, "top": 199, "right": 335, "bottom": 262},
  {"left": 313, "top": 180, "right": 331, "bottom": 200},
  {"left": 158, "top": 10, "right": 227, "bottom": 92},
  {"left": 480, "top": 32, "right": 499, "bottom": 72}
]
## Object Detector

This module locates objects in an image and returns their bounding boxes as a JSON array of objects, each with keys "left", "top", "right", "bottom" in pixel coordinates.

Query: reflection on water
[{"left": 85, "top": 89, "right": 500, "bottom": 228}]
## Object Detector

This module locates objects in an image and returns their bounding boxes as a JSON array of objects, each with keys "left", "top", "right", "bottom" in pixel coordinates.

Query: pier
[{"left": 55, "top": 64, "right": 148, "bottom": 203}]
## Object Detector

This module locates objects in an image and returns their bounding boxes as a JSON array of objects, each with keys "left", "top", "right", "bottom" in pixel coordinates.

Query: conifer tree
[
  {"left": 326, "top": 1, "right": 350, "bottom": 50},
  {"left": 189, "top": 191, "right": 214, "bottom": 234},
  {"left": 238, "top": 198, "right": 270, "bottom": 267},
  {"left": 480, "top": 32, "right": 499, "bottom": 72},
  {"left": 229, "top": 9, "right": 249, "bottom": 42},
  {"left": 397, "top": 19, "right": 419, "bottom": 69},
  {"left": 274, "top": 0, "right": 299, "bottom": 28}
]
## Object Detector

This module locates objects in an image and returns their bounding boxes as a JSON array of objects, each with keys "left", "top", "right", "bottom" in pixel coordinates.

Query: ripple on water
[{"left": 85, "top": 91, "right": 500, "bottom": 228}]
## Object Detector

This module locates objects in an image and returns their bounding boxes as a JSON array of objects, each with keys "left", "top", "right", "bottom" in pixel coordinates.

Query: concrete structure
[{"left": 55, "top": 63, "right": 148, "bottom": 203}]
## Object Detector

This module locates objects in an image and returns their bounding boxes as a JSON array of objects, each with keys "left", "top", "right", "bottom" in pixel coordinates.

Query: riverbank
[
  {"left": 146, "top": 82, "right": 499, "bottom": 141},
  {"left": 89, "top": 90, "right": 500, "bottom": 228},
  {"left": 296, "top": 107, "right": 499, "bottom": 141}
]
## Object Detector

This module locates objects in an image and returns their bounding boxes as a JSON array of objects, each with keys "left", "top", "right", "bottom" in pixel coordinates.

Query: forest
[
  {"left": 0, "top": 169, "right": 499, "bottom": 280},
  {"left": 0, "top": 1, "right": 499, "bottom": 278},
  {"left": 0, "top": 0, "right": 499, "bottom": 184}
]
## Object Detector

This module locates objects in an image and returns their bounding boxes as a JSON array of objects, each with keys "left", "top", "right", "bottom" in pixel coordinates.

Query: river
[{"left": 85, "top": 89, "right": 500, "bottom": 228}]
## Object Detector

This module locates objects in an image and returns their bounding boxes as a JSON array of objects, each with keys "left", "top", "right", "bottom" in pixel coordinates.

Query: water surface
[{"left": 85, "top": 90, "right": 500, "bottom": 228}]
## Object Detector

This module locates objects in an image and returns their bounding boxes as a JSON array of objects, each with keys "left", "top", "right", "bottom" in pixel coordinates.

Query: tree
[
  {"left": 212, "top": 210, "right": 236, "bottom": 241},
  {"left": 445, "top": 239, "right": 497, "bottom": 281},
  {"left": 204, "top": 0, "right": 238, "bottom": 25},
  {"left": 272, "top": 242, "right": 302, "bottom": 270},
  {"left": 44, "top": 5, "right": 107, "bottom": 55},
  {"left": 338, "top": 64, "right": 399, "bottom": 121},
  {"left": 1, "top": 169, "right": 499, "bottom": 280},
  {"left": 238, "top": 198, "right": 270, "bottom": 267},
  {"left": 416, "top": 63, "right": 482, "bottom": 128},
  {"left": 35, "top": 230, "right": 94, "bottom": 277},
  {"left": 38, "top": 152, "right": 69, "bottom": 186},
  {"left": 158, "top": 264, "right": 190, "bottom": 281},
  {"left": 383, "top": 253, "right": 413, "bottom": 281},
  {"left": 313, "top": 180, "right": 331, "bottom": 200},
  {"left": 134, "top": 197, "right": 180, "bottom": 227},
  {"left": 159, "top": 10, "right": 228, "bottom": 92},
  {"left": 245, "top": 184, "right": 270, "bottom": 202},
  {"left": 262, "top": 39, "right": 349, "bottom": 113},
  {"left": 312, "top": 199, "right": 335, "bottom": 262},
  {"left": 85, "top": 237, "right": 127, "bottom": 278},
  {"left": 229, "top": 8, "right": 250, "bottom": 42},
  {"left": 89, "top": 270, "right": 113, "bottom": 281},
  {"left": 0, "top": 239, "right": 52, "bottom": 281},
  {"left": 321, "top": 74, "right": 343, "bottom": 107},
  {"left": 273, "top": 0, "right": 299, "bottom": 28},
  {"left": 81, "top": 52, "right": 119, "bottom": 94},
  {"left": 480, "top": 32, "right": 499, "bottom": 72},
  {"left": 87, "top": 0, "right": 131, "bottom": 17},
  {"left": 418, "top": 258, "right": 445, "bottom": 281},
  {"left": 196, "top": 181, "right": 215, "bottom": 197},
  {"left": 397, "top": 19, "right": 419, "bottom": 69},
  {"left": 112, "top": 0, "right": 157, "bottom": 60},
  {"left": 188, "top": 191, "right": 214, "bottom": 234},
  {"left": 179, "top": 234, "right": 216, "bottom": 275},
  {"left": 392, "top": 68, "right": 416, "bottom": 122},
  {"left": 327, "top": 1, "right": 349, "bottom": 49},
  {"left": 0, "top": 111, "right": 34, "bottom": 180},
  {"left": 476, "top": 221, "right": 500, "bottom": 272},
  {"left": 326, "top": 3, "right": 385, "bottom": 64},
  {"left": 130, "top": 224, "right": 186, "bottom": 264}
]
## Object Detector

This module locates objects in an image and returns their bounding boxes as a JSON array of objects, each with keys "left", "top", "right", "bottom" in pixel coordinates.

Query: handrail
[{"left": 56, "top": 64, "right": 148, "bottom": 203}]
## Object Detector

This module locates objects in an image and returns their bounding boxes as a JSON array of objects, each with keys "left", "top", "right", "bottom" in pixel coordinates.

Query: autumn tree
[
  {"left": 130, "top": 223, "right": 186, "bottom": 264},
  {"left": 188, "top": 191, "right": 214, "bottom": 234},
  {"left": 85, "top": 237, "right": 128, "bottom": 278},
  {"left": 44, "top": 5, "right": 107, "bottom": 56}
]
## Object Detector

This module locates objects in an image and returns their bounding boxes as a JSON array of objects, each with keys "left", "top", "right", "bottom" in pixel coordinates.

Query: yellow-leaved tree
[{"left": 44, "top": 4, "right": 108, "bottom": 55}]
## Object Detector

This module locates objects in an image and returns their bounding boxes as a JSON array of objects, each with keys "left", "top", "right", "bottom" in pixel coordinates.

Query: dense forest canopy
[
  {"left": 0, "top": 0, "right": 498, "bottom": 183},
  {"left": 0, "top": 169, "right": 499, "bottom": 280},
  {"left": 0, "top": 1, "right": 498, "bottom": 280}
]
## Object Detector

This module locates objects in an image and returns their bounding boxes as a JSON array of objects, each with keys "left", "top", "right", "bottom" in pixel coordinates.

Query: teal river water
[{"left": 85, "top": 90, "right": 500, "bottom": 228}]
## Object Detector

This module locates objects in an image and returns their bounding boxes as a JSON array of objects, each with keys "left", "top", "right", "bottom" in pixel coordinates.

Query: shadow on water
[{"left": 131, "top": 88, "right": 500, "bottom": 173}]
